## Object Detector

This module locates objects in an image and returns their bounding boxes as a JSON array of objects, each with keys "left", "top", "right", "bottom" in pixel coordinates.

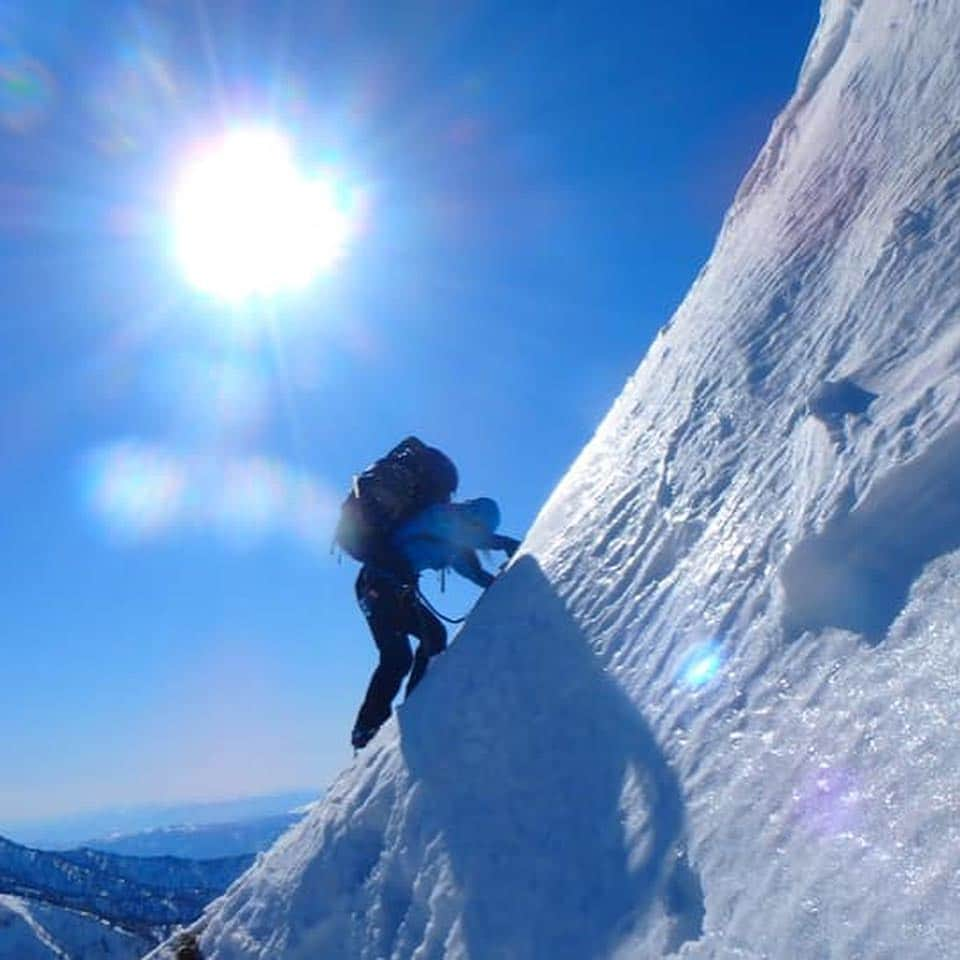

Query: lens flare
[
  {"left": 83, "top": 442, "right": 337, "bottom": 550},
  {"left": 677, "top": 640, "right": 725, "bottom": 688},
  {"left": 85, "top": 443, "right": 186, "bottom": 540},
  {"left": 172, "top": 127, "right": 356, "bottom": 301},
  {"left": 0, "top": 52, "right": 55, "bottom": 132}
]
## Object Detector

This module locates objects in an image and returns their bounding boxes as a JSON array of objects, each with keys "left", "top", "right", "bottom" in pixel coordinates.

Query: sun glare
[{"left": 172, "top": 128, "right": 352, "bottom": 301}]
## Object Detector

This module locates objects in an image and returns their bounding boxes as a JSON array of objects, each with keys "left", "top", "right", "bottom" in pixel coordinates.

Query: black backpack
[{"left": 335, "top": 436, "right": 458, "bottom": 562}]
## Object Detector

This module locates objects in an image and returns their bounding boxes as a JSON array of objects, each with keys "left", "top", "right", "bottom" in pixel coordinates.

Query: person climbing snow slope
[{"left": 334, "top": 436, "right": 520, "bottom": 750}]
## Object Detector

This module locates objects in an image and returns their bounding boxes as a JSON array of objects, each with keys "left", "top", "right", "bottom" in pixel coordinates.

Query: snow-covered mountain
[
  {"left": 0, "top": 894, "right": 151, "bottom": 960},
  {"left": 83, "top": 813, "right": 304, "bottom": 861},
  {"left": 151, "top": 1, "right": 960, "bottom": 957},
  {"left": 0, "top": 835, "right": 252, "bottom": 957}
]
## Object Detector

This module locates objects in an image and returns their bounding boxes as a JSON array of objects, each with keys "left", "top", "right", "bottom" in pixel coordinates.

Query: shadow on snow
[{"left": 399, "top": 556, "right": 703, "bottom": 959}]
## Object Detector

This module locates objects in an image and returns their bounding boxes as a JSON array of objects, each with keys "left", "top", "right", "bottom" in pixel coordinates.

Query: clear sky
[{"left": 0, "top": 0, "right": 818, "bottom": 828}]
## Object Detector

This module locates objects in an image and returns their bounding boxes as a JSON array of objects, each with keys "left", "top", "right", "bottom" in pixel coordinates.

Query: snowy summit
[{"left": 151, "top": 1, "right": 960, "bottom": 957}]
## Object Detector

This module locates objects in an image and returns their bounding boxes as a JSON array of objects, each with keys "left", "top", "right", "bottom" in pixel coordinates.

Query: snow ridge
[
  {"left": 0, "top": 894, "right": 151, "bottom": 960},
  {"left": 0, "top": 896, "right": 69, "bottom": 959},
  {"left": 735, "top": 0, "right": 864, "bottom": 206}
]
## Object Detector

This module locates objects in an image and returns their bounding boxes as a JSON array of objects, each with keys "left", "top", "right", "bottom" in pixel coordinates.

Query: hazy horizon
[{"left": 0, "top": 786, "right": 320, "bottom": 849}]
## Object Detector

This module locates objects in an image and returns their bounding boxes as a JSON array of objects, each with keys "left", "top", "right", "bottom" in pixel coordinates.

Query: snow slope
[
  {"left": 0, "top": 894, "right": 150, "bottom": 959},
  {"left": 151, "top": 0, "right": 960, "bottom": 957}
]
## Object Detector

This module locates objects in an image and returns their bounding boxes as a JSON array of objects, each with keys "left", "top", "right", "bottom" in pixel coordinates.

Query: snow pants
[{"left": 353, "top": 567, "right": 447, "bottom": 733}]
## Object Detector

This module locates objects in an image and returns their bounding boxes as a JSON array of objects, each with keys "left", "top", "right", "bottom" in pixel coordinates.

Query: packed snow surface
[{"left": 152, "top": 0, "right": 960, "bottom": 957}]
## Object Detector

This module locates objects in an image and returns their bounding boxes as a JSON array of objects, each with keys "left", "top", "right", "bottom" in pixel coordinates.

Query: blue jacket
[{"left": 392, "top": 498, "right": 517, "bottom": 588}]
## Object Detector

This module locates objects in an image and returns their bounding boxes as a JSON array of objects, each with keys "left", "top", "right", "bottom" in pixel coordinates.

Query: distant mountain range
[
  {"left": 83, "top": 811, "right": 304, "bottom": 859},
  {"left": 0, "top": 834, "right": 251, "bottom": 935},
  {"left": 0, "top": 789, "right": 318, "bottom": 850},
  {"left": 0, "top": 797, "right": 315, "bottom": 957}
]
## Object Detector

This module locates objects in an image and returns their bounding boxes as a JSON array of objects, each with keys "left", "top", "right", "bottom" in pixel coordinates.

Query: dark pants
[{"left": 353, "top": 567, "right": 447, "bottom": 733}]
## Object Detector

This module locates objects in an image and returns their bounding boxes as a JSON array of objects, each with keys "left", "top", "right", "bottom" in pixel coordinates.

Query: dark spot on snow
[
  {"left": 663, "top": 848, "right": 705, "bottom": 954},
  {"left": 892, "top": 204, "right": 935, "bottom": 244},
  {"left": 716, "top": 415, "right": 735, "bottom": 440},
  {"left": 174, "top": 932, "right": 203, "bottom": 960},
  {"left": 781, "top": 426, "right": 960, "bottom": 643},
  {"left": 807, "top": 378, "right": 877, "bottom": 443}
]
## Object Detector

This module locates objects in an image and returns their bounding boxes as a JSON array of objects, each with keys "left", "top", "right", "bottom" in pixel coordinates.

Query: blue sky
[{"left": 0, "top": 0, "right": 818, "bottom": 829}]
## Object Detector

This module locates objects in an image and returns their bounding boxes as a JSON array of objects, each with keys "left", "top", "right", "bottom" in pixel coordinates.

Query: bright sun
[{"left": 172, "top": 128, "right": 352, "bottom": 301}]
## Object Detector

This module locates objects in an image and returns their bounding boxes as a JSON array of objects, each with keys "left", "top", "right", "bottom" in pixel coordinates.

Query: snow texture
[
  {"left": 151, "top": 0, "right": 960, "bottom": 957},
  {"left": 0, "top": 894, "right": 151, "bottom": 959}
]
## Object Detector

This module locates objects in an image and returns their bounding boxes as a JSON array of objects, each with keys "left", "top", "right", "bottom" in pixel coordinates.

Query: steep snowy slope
[
  {"left": 151, "top": 0, "right": 960, "bottom": 957},
  {"left": 0, "top": 894, "right": 151, "bottom": 959}
]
